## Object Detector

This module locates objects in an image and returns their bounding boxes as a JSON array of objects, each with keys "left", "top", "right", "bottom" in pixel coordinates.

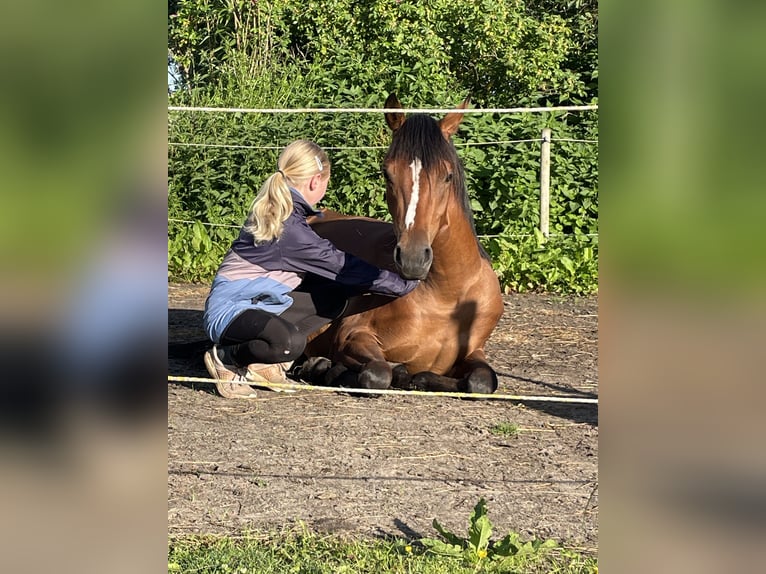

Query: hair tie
[{"left": 277, "top": 169, "right": 286, "bottom": 179}]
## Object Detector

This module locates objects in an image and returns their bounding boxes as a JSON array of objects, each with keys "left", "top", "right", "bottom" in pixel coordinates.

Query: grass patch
[
  {"left": 168, "top": 525, "right": 596, "bottom": 573},
  {"left": 490, "top": 422, "right": 519, "bottom": 437}
]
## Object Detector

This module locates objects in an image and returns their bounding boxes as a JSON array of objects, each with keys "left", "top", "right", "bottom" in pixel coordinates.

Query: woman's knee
[
  {"left": 283, "top": 328, "right": 307, "bottom": 360},
  {"left": 262, "top": 318, "right": 306, "bottom": 360}
]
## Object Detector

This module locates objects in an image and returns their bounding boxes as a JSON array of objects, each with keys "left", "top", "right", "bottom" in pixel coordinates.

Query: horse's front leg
[
  {"left": 408, "top": 349, "right": 497, "bottom": 395},
  {"left": 451, "top": 348, "right": 498, "bottom": 394},
  {"left": 331, "top": 331, "right": 393, "bottom": 390}
]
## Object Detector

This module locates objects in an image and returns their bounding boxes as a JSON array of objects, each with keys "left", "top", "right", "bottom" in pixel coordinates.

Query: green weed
[
  {"left": 489, "top": 422, "right": 519, "bottom": 437},
  {"left": 419, "top": 498, "right": 562, "bottom": 571}
]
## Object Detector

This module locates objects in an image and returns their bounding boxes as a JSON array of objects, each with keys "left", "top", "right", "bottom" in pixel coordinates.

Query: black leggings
[{"left": 219, "top": 277, "right": 356, "bottom": 366}]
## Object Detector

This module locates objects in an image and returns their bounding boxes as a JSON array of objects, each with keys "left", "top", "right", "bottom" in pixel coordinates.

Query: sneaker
[
  {"left": 246, "top": 361, "right": 296, "bottom": 393},
  {"left": 204, "top": 345, "right": 258, "bottom": 399}
]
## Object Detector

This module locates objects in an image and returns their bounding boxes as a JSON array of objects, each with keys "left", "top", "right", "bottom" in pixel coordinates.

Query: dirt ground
[{"left": 168, "top": 283, "right": 598, "bottom": 550}]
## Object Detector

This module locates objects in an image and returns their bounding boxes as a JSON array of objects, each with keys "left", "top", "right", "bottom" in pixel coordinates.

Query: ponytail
[
  {"left": 243, "top": 139, "right": 330, "bottom": 244},
  {"left": 244, "top": 171, "right": 293, "bottom": 243}
]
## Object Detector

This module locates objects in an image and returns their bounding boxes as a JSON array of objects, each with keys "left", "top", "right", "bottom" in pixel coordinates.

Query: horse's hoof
[
  {"left": 358, "top": 361, "right": 392, "bottom": 390},
  {"left": 297, "top": 356, "right": 331, "bottom": 382},
  {"left": 334, "top": 369, "right": 360, "bottom": 388},
  {"left": 324, "top": 362, "right": 350, "bottom": 386},
  {"left": 461, "top": 367, "right": 498, "bottom": 395},
  {"left": 390, "top": 364, "right": 413, "bottom": 389}
]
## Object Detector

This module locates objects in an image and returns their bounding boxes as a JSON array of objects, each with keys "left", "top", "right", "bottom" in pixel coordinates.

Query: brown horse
[{"left": 300, "top": 93, "right": 503, "bottom": 393}]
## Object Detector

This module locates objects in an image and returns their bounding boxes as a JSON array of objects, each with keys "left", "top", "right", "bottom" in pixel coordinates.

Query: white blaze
[{"left": 405, "top": 158, "right": 422, "bottom": 229}]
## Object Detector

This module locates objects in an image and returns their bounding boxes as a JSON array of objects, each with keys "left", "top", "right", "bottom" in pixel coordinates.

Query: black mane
[{"left": 385, "top": 114, "right": 489, "bottom": 261}]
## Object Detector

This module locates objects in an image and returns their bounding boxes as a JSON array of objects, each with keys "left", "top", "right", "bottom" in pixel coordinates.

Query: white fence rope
[
  {"left": 169, "top": 142, "right": 382, "bottom": 151},
  {"left": 166, "top": 138, "right": 574, "bottom": 151},
  {"left": 168, "top": 218, "right": 599, "bottom": 239},
  {"left": 554, "top": 138, "right": 599, "bottom": 143},
  {"left": 168, "top": 138, "right": 595, "bottom": 154},
  {"left": 169, "top": 218, "right": 240, "bottom": 229},
  {"left": 168, "top": 375, "right": 598, "bottom": 404},
  {"left": 169, "top": 105, "right": 597, "bottom": 115}
]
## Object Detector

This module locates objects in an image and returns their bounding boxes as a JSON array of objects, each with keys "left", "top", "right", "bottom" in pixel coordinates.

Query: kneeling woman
[{"left": 203, "top": 140, "right": 418, "bottom": 398}]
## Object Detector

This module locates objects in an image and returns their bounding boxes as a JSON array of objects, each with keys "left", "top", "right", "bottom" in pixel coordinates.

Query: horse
[{"left": 298, "top": 93, "right": 504, "bottom": 394}]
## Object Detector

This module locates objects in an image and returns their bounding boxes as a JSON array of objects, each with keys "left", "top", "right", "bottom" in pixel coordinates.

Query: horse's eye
[
  {"left": 445, "top": 172, "right": 453, "bottom": 182},
  {"left": 381, "top": 167, "right": 392, "bottom": 182}
]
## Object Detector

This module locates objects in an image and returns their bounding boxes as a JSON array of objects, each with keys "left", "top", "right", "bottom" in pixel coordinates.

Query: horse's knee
[
  {"left": 358, "top": 360, "right": 392, "bottom": 390},
  {"left": 460, "top": 366, "right": 497, "bottom": 395}
]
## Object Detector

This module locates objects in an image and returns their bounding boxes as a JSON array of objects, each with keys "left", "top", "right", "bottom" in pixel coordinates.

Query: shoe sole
[{"left": 215, "top": 382, "right": 258, "bottom": 399}]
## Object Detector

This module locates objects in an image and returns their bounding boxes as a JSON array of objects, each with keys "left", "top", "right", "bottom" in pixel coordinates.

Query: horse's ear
[
  {"left": 384, "top": 93, "right": 405, "bottom": 133},
  {"left": 439, "top": 96, "right": 470, "bottom": 139}
]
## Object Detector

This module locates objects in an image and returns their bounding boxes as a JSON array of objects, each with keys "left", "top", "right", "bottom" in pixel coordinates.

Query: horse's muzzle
[{"left": 394, "top": 243, "right": 433, "bottom": 280}]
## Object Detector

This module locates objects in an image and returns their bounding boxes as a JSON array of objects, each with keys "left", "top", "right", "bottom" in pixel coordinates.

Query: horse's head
[{"left": 382, "top": 93, "right": 469, "bottom": 280}]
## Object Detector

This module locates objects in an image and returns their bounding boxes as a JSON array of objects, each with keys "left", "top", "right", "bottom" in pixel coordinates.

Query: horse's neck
[{"left": 427, "top": 203, "right": 485, "bottom": 287}]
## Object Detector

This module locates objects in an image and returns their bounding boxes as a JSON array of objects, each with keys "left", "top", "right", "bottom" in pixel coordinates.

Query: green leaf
[
  {"left": 561, "top": 255, "right": 575, "bottom": 275},
  {"left": 419, "top": 538, "right": 464, "bottom": 557},
  {"left": 467, "top": 499, "right": 492, "bottom": 551},
  {"left": 492, "top": 532, "right": 520, "bottom": 557},
  {"left": 468, "top": 515, "right": 492, "bottom": 553},
  {"left": 540, "top": 539, "right": 558, "bottom": 550},
  {"left": 191, "top": 222, "right": 202, "bottom": 251},
  {"left": 431, "top": 519, "right": 465, "bottom": 548},
  {"left": 533, "top": 227, "right": 546, "bottom": 247}
]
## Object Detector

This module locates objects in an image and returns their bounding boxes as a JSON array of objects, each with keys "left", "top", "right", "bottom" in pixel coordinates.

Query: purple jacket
[{"left": 204, "top": 190, "right": 418, "bottom": 342}]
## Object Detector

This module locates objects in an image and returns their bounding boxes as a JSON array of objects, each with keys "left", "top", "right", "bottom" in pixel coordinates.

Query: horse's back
[{"left": 308, "top": 209, "right": 397, "bottom": 272}]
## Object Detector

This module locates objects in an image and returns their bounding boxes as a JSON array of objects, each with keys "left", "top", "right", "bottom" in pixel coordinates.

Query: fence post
[{"left": 540, "top": 128, "right": 552, "bottom": 238}]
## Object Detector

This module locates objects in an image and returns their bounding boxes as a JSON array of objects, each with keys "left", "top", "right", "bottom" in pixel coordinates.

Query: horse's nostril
[
  {"left": 394, "top": 245, "right": 402, "bottom": 266},
  {"left": 424, "top": 246, "right": 433, "bottom": 263}
]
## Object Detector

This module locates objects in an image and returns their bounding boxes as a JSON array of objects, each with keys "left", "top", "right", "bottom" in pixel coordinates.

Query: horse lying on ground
[{"left": 297, "top": 93, "right": 503, "bottom": 394}]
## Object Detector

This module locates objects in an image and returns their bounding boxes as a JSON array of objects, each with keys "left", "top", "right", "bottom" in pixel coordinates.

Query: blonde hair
[{"left": 244, "top": 140, "right": 330, "bottom": 243}]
